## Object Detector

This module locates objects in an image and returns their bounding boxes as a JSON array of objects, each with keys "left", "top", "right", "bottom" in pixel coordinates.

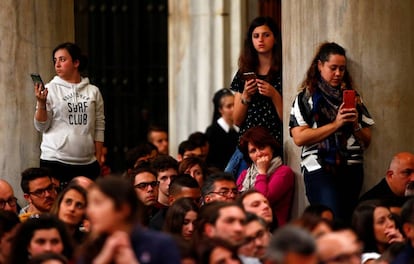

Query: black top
[
  {"left": 359, "top": 178, "right": 408, "bottom": 208},
  {"left": 205, "top": 121, "right": 238, "bottom": 170}
]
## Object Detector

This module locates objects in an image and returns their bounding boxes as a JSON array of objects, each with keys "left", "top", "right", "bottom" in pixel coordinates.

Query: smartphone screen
[
  {"left": 343, "top": 90, "right": 356, "bottom": 108},
  {"left": 242, "top": 72, "right": 257, "bottom": 81},
  {"left": 30, "top": 73, "right": 45, "bottom": 91}
]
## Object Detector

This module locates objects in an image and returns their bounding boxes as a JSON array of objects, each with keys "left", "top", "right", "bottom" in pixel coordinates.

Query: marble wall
[{"left": 0, "top": 0, "right": 74, "bottom": 201}]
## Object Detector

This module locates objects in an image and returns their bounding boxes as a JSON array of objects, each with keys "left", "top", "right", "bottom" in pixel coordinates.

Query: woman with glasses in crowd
[{"left": 236, "top": 126, "right": 294, "bottom": 226}]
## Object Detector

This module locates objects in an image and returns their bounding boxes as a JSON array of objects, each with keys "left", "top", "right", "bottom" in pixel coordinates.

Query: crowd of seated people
[{"left": 1, "top": 146, "right": 413, "bottom": 263}]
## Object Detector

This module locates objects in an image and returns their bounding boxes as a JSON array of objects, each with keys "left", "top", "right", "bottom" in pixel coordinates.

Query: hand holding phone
[
  {"left": 242, "top": 72, "right": 257, "bottom": 81},
  {"left": 343, "top": 90, "right": 356, "bottom": 108},
  {"left": 30, "top": 73, "right": 45, "bottom": 91}
]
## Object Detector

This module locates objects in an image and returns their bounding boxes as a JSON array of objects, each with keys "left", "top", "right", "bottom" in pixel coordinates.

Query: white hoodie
[{"left": 34, "top": 76, "right": 105, "bottom": 164}]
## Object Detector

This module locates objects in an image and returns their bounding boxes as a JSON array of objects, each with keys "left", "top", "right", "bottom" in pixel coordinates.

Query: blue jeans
[
  {"left": 303, "top": 163, "right": 363, "bottom": 224},
  {"left": 224, "top": 148, "right": 248, "bottom": 180}
]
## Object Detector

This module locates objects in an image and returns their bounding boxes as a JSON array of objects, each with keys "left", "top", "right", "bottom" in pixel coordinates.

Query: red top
[{"left": 237, "top": 165, "right": 295, "bottom": 226}]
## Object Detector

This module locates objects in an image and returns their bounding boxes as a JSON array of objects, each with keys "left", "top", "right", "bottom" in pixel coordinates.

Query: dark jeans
[
  {"left": 40, "top": 159, "right": 100, "bottom": 189},
  {"left": 303, "top": 163, "right": 363, "bottom": 224}
]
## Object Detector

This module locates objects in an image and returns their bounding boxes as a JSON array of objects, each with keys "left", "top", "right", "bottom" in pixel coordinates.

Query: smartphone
[
  {"left": 343, "top": 90, "right": 356, "bottom": 108},
  {"left": 242, "top": 72, "right": 257, "bottom": 81},
  {"left": 30, "top": 73, "right": 45, "bottom": 91}
]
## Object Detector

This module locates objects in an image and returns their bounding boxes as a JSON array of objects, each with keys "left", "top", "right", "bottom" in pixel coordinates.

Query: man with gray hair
[{"left": 264, "top": 225, "right": 317, "bottom": 264}]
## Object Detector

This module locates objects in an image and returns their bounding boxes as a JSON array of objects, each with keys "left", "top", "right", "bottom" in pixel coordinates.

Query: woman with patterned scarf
[
  {"left": 289, "top": 42, "right": 374, "bottom": 224},
  {"left": 236, "top": 126, "right": 295, "bottom": 226}
]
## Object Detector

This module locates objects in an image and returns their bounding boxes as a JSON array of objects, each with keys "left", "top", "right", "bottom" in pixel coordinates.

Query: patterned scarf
[
  {"left": 313, "top": 78, "right": 343, "bottom": 126},
  {"left": 241, "top": 156, "right": 283, "bottom": 192}
]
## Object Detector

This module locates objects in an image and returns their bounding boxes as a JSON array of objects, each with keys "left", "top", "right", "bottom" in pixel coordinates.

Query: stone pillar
[
  {"left": 168, "top": 0, "right": 244, "bottom": 157},
  {"left": 283, "top": 0, "right": 414, "bottom": 216},
  {"left": 0, "top": 1, "right": 74, "bottom": 201}
]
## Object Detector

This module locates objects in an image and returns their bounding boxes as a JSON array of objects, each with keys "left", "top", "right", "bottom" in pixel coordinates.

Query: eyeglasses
[
  {"left": 28, "top": 184, "right": 58, "bottom": 198},
  {"left": 244, "top": 229, "right": 267, "bottom": 244},
  {"left": 0, "top": 197, "right": 17, "bottom": 209},
  {"left": 134, "top": 181, "right": 159, "bottom": 190},
  {"left": 208, "top": 189, "right": 239, "bottom": 197}
]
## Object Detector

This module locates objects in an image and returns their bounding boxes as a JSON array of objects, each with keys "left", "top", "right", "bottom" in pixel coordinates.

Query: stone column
[
  {"left": 283, "top": 0, "right": 414, "bottom": 216},
  {"left": 168, "top": 0, "right": 244, "bottom": 157},
  {"left": 0, "top": 1, "right": 74, "bottom": 201}
]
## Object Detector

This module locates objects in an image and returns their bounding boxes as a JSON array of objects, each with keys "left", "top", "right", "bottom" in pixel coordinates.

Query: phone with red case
[{"left": 343, "top": 90, "right": 356, "bottom": 108}]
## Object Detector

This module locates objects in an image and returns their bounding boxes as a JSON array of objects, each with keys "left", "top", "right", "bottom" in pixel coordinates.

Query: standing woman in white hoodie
[{"left": 34, "top": 42, "right": 105, "bottom": 188}]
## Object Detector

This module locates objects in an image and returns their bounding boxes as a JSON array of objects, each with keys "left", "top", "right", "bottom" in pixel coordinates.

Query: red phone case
[{"left": 343, "top": 90, "right": 356, "bottom": 108}]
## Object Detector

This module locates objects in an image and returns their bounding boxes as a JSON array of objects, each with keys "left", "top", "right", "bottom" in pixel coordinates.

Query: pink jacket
[{"left": 237, "top": 165, "right": 295, "bottom": 226}]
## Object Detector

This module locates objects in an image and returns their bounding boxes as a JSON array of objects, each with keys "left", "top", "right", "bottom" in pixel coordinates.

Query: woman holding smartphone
[
  {"left": 33, "top": 42, "right": 105, "bottom": 188},
  {"left": 225, "top": 16, "right": 283, "bottom": 178},
  {"left": 289, "top": 42, "right": 374, "bottom": 223}
]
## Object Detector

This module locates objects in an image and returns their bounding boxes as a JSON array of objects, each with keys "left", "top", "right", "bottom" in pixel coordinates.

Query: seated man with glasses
[
  {"left": 0, "top": 179, "right": 18, "bottom": 213},
  {"left": 202, "top": 172, "right": 238, "bottom": 204},
  {"left": 238, "top": 213, "right": 271, "bottom": 263},
  {"left": 127, "top": 165, "right": 160, "bottom": 225},
  {"left": 19, "top": 167, "right": 58, "bottom": 221}
]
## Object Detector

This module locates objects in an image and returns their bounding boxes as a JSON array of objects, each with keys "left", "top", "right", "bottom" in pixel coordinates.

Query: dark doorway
[{"left": 74, "top": 0, "right": 168, "bottom": 172}]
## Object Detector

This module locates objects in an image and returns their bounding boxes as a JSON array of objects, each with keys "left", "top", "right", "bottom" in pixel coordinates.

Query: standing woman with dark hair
[
  {"left": 225, "top": 16, "right": 283, "bottom": 178},
  {"left": 205, "top": 88, "right": 239, "bottom": 171},
  {"left": 33, "top": 42, "right": 105, "bottom": 188},
  {"left": 80, "top": 176, "right": 180, "bottom": 264},
  {"left": 290, "top": 42, "right": 374, "bottom": 223}
]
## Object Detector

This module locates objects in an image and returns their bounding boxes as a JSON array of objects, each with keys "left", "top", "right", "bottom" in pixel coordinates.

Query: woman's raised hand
[
  {"left": 242, "top": 79, "right": 258, "bottom": 101},
  {"left": 34, "top": 83, "right": 48, "bottom": 103},
  {"left": 256, "top": 79, "right": 275, "bottom": 98},
  {"left": 256, "top": 156, "right": 270, "bottom": 175}
]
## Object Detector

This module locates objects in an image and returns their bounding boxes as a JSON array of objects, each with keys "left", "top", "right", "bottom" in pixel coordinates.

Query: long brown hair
[{"left": 238, "top": 16, "right": 282, "bottom": 81}]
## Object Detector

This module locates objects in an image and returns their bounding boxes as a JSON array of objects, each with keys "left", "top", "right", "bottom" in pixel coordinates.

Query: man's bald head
[
  {"left": 389, "top": 152, "right": 414, "bottom": 170},
  {"left": 0, "top": 179, "right": 17, "bottom": 213},
  {"left": 70, "top": 176, "right": 94, "bottom": 190},
  {"left": 386, "top": 152, "right": 414, "bottom": 196}
]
